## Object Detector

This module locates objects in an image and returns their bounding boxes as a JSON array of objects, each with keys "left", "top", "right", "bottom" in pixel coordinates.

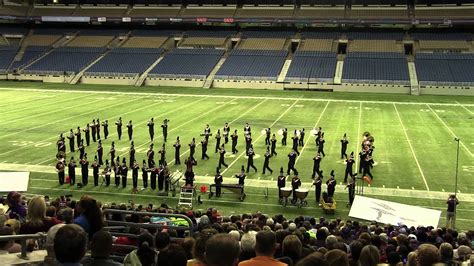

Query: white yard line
[
  {"left": 426, "top": 104, "right": 474, "bottom": 157},
  {"left": 168, "top": 98, "right": 269, "bottom": 164},
  {"left": 393, "top": 103, "right": 430, "bottom": 191},
  {"left": 455, "top": 101, "right": 474, "bottom": 115},
  {"left": 295, "top": 101, "right": 330, "bottom": 164},
  {"left": 222, "top": 99, "right": 300, "bottom": 175},
  {"left": 0, "top": 97, "right": 142, "bottom": 156},
  {"left": 355, "top": 102, "right": 363, "bottom": 170},
  {"left": 120, "top": 97, "right": 236, "bottom": 158},
  {"left": 2, "top": 87, "right": 473, "bottom": 107}
]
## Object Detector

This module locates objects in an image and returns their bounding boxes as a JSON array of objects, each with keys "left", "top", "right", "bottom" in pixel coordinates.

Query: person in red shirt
[{"left": 239, "top": 231, "right": 287, "bottom": 266}]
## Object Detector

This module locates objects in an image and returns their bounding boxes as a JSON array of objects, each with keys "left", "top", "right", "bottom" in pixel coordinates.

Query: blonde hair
[{"left": 27, "top": 197, "right": 47, "bottom": 227}]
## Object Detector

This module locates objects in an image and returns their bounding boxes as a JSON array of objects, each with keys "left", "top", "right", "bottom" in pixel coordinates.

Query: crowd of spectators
[{"left": 0, "top": 191, "right": 474, "bottom": 266}]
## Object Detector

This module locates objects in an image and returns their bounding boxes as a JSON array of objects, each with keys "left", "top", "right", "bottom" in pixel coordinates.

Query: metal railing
[{"left": 0, "top": 233, "right": 46, "bottom": 260}]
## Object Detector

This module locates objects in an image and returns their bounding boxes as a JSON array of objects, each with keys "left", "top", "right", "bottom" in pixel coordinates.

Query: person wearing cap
[
  {"left": 158, "top": 144, "right": 166, "bottom": 165},
  {"left": 326, "top": 170, "right": 336, "bottom": 198},
  {"left": 120, "top": 158, "right": 128, "bottom": 188},
  {"left": 265, "top": 128, "right": 271, "bottom": 146},
  {"left": 215, "top": 129, "right": 222, "bottom": 153},
  {"left": 141, "top": 160, "right": 148, "bottom": 188},
  {"left": 235, "top": 165, "right": 246, "bottom": 187},
  {"left": 311, "top": 152, "right": 322, "bottom": 179},
  {"left": 231, "top": 129, "right": 239, "bottom": 154},
  {"left": 340, "top": 133, "right": 349, "bottom": 159},
  {"left": 109, "top": 141, "right": 116, "bottom": 167},
  {"left": 446, "top": 194, "right": 459, "bottom": 229},
  {"left": 246, "top": 144, "right": 257, "bottom": 173},
  {"left": 68, "top": 157, "right": 76, "bottom": 185},
  {"left": 78, "top": 139, "right": 85, "bottom": 160},
  {"left": 214, "top": 168, "right": 223, "bottom": 197},
  {"left": 80, "top": 153, "right": 89, "bottom": 186},
  {"left": 97, "top": 139, "right": 103, "bottom": 166},
  {"left": 114, "top": 157, "right": 121, "bottom": 187},
  {"left": 270, "top": 133, "right": 277, "bottom": 156},
  {"left": 56, "top": 159, "right": 65, "bottom": 185},
  {"left": 75, "top": 127, "right": 82, "bottom": 149},
  {"left": 103, "top": 160, "right": 111, "bottom": 186},
  {"left": 129, "top": 141, "right": 135, "bottom": 168},
  {"left": 83, "top": 124, "right": 90, "bottom": 146},
  {"left": 161, "top": 119, "right": 169, "bottom": 142},
  {"left": 262, "top": 146, "right": 273, "bottom": 175},
  {"left": 345, "top": 175, "right": 356, "bottom": 206},
  {"left": 131, "top": 160, "right": 139, "bottom": 191},
  {"left": 344, "top": 152, "right": 355, "bottom": 183},
  {"left": 173, "top": 137, "right": 181, "bottom": 165},
  {"left": 299, "top": 128, "right": 305, "bottom": 147},
  {"left": 91, "top": 155, "right": 99, "bottom": 186},
  {"left": 313, "top": 170, "right": 323, "bottom": 206},
  {"left": 41, "top": 223, "right": 65, "bottom": 265},
  {"left": 201, "top": 137, "right": 210, "bottom": 160},
  {"left": 287, "top": 149, "right": 297, "bottom": 175},
  {"left": 291, "top": 172, "right": 301, "bottom": 204},
  {"left": 95, "top": 118, "right": 101, "bottom": 140},
  {"left": 318, "top": 133, "right": 326, "bottom": 157},
  {"left": 315, "top": 127, "right": 322, "bottom": 146},
  {"left": 245, "top": 134, "right": 252, "bottom": 156},
  {"left": 189, "top": 138, "right": 196, "bottom": 160},
  {"left": 223, "top": 122, "right": 230, "bottom": 144},
  {"left": 147, "top": 143, "right": 154, "bottom": 166},
  {"left": 291, "top": 131, "right": 300, "bottom": 156},
  {"left": 277, "top": 167, "right": 286, "bottom": 199},
  {"left": 115, "top": 117, "right": 122, "bottom": 141},
  {"left": 101, "top": 119, "right": 109, "bottom": 140},
  {"left": 218, "top": 144, "right": 228, "bottom": 168},
  {"left": 281, "top": 128, "right": 288, "bottom": 146},
  {"left": 244, "top": 122, "right": 251, "bottom": 136},
  {"left": 67, "top": 129, "right": 75, "bottom": 153},
  {"left": 91, "top": 119, "right": 97, "bottom": 143}
]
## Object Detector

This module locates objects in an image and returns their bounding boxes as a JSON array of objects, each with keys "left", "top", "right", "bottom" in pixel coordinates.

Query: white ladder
[{"left": 178, "top": 186, "right": 194, "bottom": 209}]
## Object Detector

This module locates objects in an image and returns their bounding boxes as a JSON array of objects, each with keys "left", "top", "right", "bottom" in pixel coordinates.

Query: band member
[
  {"left": 358, "top": 149, "right": 366, "bottom": 174},
  {"left": 244, "top": 123, "right": 251, "bottom": 136},
  {"left": 312, "top": 153, "right": 322, "bottom": 179},
  {"left": 245, "top": 134, "right": 252, "bottom": 156},
  {"left": 214, "top": 167, "right": 223, "bottom": 197},
  {"left": 80, "top": 153, "right": 88, "bottom": 186},
  {"left": 262, "top": 147, "right": 273, "bottom": 175},
  {"left": 201, "top": 138, "right": 209, "bottom": 160},
  {"left": 291, "top": 172, "right": 301, "bottom": 204},
  {"left": 115, "top": 117, "right": 122, "bottom": 140},
  {"left": 102, "top": 120, "right": 109, "bottom": 139},
  {"left": 189, "top": 138, "right": 196, "bottom": 160},
  {"left": 184, "top": 169, "right": 195, "bottom": 187},
  {"left": 78, "top": 140, "right": 85, "bottom": 160},
  {"left": 346, "top": 175, "right": 356, "bottom": 206},
  {"left": 147, "top": 144, "right": 154, "bottom": 167},
  {"left": 161, "top": 119, "right": 169, "bottom": 142},
  {"left": 203, "top": 124, "right": 211, "bottom": 142},
  {"left": 287, "top": 149, "right": 297, "bottom": 175},
  {"left": 277, "top": 167, "right": 286, "bottom": 198},
  {"left": 235, "top": 165, "right": 246, "bottom": 186},
  {"left": 147, "top": 118, "right": 154, "bottom": 141},
  {"left": 121, "top": 158, "right": 128, "bottom": 188},
  {"left": 315, "top": 127, "right": 322, "bottom": 146},
  {"left": 185, "top": 156, "right": 197, "bottom": 186},
  {"left": 91, "top": 119, "right": 97, "bottom": 142},
  {"left": 344, "top": 152, "right": 355, "bottom": 183},
  {"left": 131, "top": 160, "right": 139, "bottom": 191},
  {"left": 173, "top": 137, "right": 181, "bottom": 165},
  {"left": 67, "top": 129, "right": 75, "bottom": 153},
  {"left": 215, "top": 129, "right": 221, "bottom": 153},
  {"left": 92, "top": 155, "right": 99, "bottom": 186},
  {"left": 223, "top": 123, "right": 230, "bottom": 144},
  {"left": 158, "top": 144, "right": 166, "bottom": 165},
  {"left": 109, "top": 141, "right": 116, "bottom": 166},
  {"left": 271, "top": 134, "right": 277, "bottom": 156},
  {"left": 265, "top": 128, "right": 271, "bottom": 146},
  {"left": 150, "top": 161, "right": 157, "bottom": 190},
  {"left": 57, "top": 134, "right": 66, "bottom": 154},
  {"left": 142, "top": 160, "right": 148, "bottom": 188},
  {"left": 282, "top": 128, "right": 288, "bottom": 146},
  {"left": 362, "top": 154, "right": 374, "bottom": 181},
  {"left": 158, "top": 164, "right": 165, "bottom": 191},
  {"left": 68, "top": 157, "right": 76, "bottom": 185},
  {"left": 326, "top": 170, "right": 336, "bottom": 198},
  {"left": 317, "top": 133, "right": 326, "bottom": 157},
  {"left": 97, "top": 140, "right": 103, "bottom": 166},
  {"left": 313, "top": 171, "right": 323, "bottom": 205},
  {"left": 83, "top": 124, "right": 90, "bottom": 146},
  {"left": 127, "top": 120, "right": 133, "bottom": 141},
  {"left": 162, "top": 164, "right": 170, "bottom": 192},
  {"left": 218, "top": 144, "right": 228, "bottom": 168},
  {"left": 114, "top": 157, "right": 120, "bottom": 187},
  {"left": 96, "top": 118, "right": 101, "bottom": 140},
  {"left": 75, "top": 127, "right": 81, "bottom": 148},
  {"left": 246, "top": 145, "right": 258, "bottom": 173},
  {"left": 341, "top": 133, "right": 349, "bottom": 159},
  {"left": 299, "top": 128, "right": 305, "bottom": 147},
  {"left": 103, "top": 160, "right": 111, "bottom": 186},
  {"left": 56, "top": 159, "right": 65, "bottom": 185},
  {"left": 292, "top": 131, "right": 300, "bottom": 156},
  {"left": 231, "top": 130, "right": 238, "bottom": 154},
  {"left": 129, "top": 141, "right": 135, "bottom": 168}
]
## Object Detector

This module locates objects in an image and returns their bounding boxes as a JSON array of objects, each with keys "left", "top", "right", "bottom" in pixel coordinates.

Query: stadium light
[{"left": 454, "top": 137, "right": 460, "bottom": 229}]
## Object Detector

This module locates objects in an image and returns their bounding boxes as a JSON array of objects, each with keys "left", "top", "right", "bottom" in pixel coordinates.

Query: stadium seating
[
  {"left": 128, "top": 6, "right": 181, "bottom": 17},
  {"left": 415, "top": 53, "right": 474, "bottom": 85},
  {"left": 0, "top": 46, "right": 19, "bottom": 73},
  {"left": 24, "top": 47, "right": 106, "bottom": 75},
  {"left": 149, "top": 48, "right": 224, "bottom": 79},
  {"left": 0, "top": 4, "right": 29, "bottom": 16},
  {"left": 181, "top": 5, "right": 237, "bottom": 18},
  {"left": 9, "top": 46, "right": 50, "bottom": 71},
  {"left": 216, "top": 49, "right": 288, "bottom": 80},
  {"left": 85, "top": 48, "right": 163, "bottom": 77},
  {"left": 285, "top": 51, "right": 337, "bottom": 83},
  {"left": 348, "top": 40, "right": 403, "bottom": 53},
  {"left": 342, "top": 52, "right": 409, "bottom": 84}
]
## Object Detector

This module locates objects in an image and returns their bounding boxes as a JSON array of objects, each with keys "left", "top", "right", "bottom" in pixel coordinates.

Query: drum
[
  {"left": 295, "top": 189, "right": 309, "bottom": 200},
  {"left": 280, "top": 187, "right": 292, "bottom": 198}
]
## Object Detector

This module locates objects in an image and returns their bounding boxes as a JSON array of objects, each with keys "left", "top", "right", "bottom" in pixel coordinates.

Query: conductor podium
[{"left": 209, "top": 184, "right": 246, "bottom": 201}]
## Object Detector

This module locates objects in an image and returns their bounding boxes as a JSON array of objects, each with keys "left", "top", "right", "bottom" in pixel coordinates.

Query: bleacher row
[{"left": 1, "top": 27, "right": 474, "bottom": 85}]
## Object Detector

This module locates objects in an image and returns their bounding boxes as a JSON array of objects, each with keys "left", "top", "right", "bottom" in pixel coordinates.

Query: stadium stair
[
  {"left": 11, "top": 29, "right": 33, "bottom": 64},
  {"left": 134, "top": 56, "right": 164, "bottom": 87},
  {"left": 408, "top": 62, "right": 420, "bottom": 96},
  {"left": 277, "top": 59, "right": 292, "bottom": 83},
  {"left": 334, "top": 60, "right": 344, "bottom": 84},
  {"left": 70, "top": 50, "right": 111, "bottom": 84},
  {"left": 203, "top": 57, "right": 227, "bottom": 89}
]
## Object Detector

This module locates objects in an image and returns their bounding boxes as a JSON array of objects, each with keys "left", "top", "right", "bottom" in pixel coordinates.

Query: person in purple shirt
[{"left": 5, "top": 191, "right": 26, "bottom": 222}]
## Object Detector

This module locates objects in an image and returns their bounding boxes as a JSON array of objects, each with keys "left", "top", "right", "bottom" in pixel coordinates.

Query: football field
[{"left": 0, "top": 81, "right": 473, "bottom": 229}]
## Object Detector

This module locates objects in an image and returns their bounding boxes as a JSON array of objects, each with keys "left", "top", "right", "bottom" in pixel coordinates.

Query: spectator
[
  {"left": 20, "top": 196, "right": 61, "bottom": 234},
  {"left": 42, "top": 224, "right": 65, "bottom": 266},
  {"left": 416, "top": 244, "right": 440, "bottom": 266},
  {"left": 54, "top": 224, "right": 88, "bottom": 265},
  {"left": 324, "top": 249, "right": 349, "bottom": 266},
  {"left": 406, "top": 251, "right": 416, "bottom": 266},
  {"left": 281, "top": 235, "right": 302, "bottom": 264},
  {"left": 240, "top": 231, "right": 257, "bottom": 261},
  {"left": 123, "top": 232, "right": 157, "bottom": 266},
  {"left": 181, "top": 237, "right": 195, "bottom": 260},
  {"left": 359, "top": 245, "right": 379, "bottom": 266},
  {"left": 386, "top": 251, "right": 402, "bottom": 266},
  {"left": 56, "top": 207, "right": 74, "bottom": 224},
  {"left": 295, "top": 251, "right": 327, "bottom": 266},
  {"left": 155, "top": 231, "right": 170, "bottom": 253},
  {"left": 239, "top": 231, "right": 287, "bottom": 266},
  {"left": 74, "top": 195, "right": 104, "bottom": 238},
  {"left": 438, "top": 242, "right": 454, "bottom": 266},
  {"left": 0, "top": 227, "right": 15, "bottom": 255},
  {"left": 82, "top": 230, "right": 122, "bottom": 266},
  {"left": 205, "top": 234, "right": 240, "bottom": 266},
  {"left": 188, "top": 228, "right": 218, "bottom": 266},
  {"left": 455, "top": 245, "right": 472, "bottom": 264},
  {"left": 157, "top": 243, "right": 187, "bottom": 266},
  {"left": 5, "top": 191, "right": 26, "bottom": 222},
  {"left": 46, "top": 206, "right": 57, "bottom": 218},
  {"left": 348, "top": 240, "right": 364, "bottom": 266}
]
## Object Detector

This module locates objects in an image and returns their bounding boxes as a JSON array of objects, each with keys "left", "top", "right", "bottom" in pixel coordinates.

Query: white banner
[
  {"left": 349, "top": 195, "right": 441, "bottom": 228},
  {"left": 0, "top": 172, "right": 30, "bottom": 192}
]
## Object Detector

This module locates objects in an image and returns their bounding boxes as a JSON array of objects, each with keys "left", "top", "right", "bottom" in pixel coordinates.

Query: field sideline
[{"left": 0, "top": 82, "right": 473, "bottom": 229}]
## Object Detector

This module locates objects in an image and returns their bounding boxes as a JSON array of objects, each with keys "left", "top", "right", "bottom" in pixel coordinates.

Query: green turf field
[{"left": 0, "top": 82, "right": 473, "bottom": 229}]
